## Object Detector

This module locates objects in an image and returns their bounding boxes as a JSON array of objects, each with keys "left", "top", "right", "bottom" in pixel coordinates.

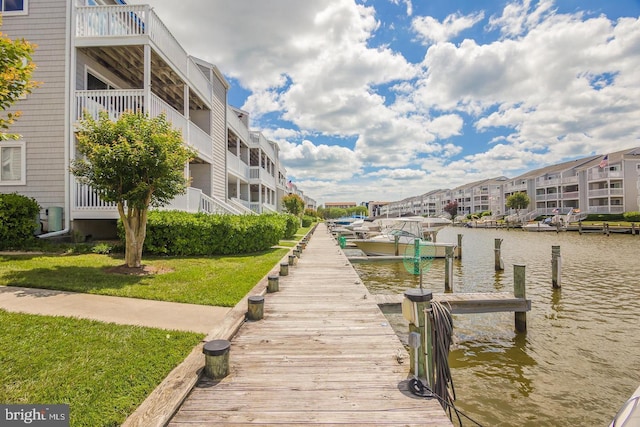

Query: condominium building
[
  {"left": 380, "top": 148, "right": 640, "bottom": 218},
  {"left": 1, "top": 0, "right": 314, "bottom": 238}
]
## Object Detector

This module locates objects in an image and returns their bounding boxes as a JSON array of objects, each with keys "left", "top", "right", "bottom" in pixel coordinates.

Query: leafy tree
[
  {"left": 71, "top": 111, "right": 196, "bottom": 268},
  {"left": 282, "top": 193, "right": 305, "bottom": 216},
  {"left": 304, "top": 208, "right": 317, "bottom": 218},
  {"left": 0, "top": 17, "right": 38, "bottom": 140},
  {"left": 506, "top": 192, "right": 530, "bottom": 216},
  {"left": 443, "top": 201, "right": 458, "bottom": 219},
  {"left": 347, "top": 206, "right": 368, "bottom": 217}
]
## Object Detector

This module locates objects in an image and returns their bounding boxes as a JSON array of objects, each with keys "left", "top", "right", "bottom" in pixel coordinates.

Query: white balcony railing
[
  {"left": 75, "top": 90, "right": 213, "bottom": 162},
  {"left": 589, "top": 188, "right": 625, "bottom": 197},
  {"left": 227, "top": 152, "right": 250, "bottom": 179},
  {"left": 75, "top": 5, "right": 212, "bottom": 102},
  {"left": 561, "top": 191, "right": 579, "bottom": 199},
  {"left": 588, "top": 206, "right": 625, "bottom": 214},
  {"left": 589, "top": 170, "right": 623, "bottom": 180}
]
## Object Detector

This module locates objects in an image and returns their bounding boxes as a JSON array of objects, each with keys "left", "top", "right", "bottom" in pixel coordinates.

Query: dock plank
[{"left": 168, "top": 223, "right": 452, "bottom": 426}]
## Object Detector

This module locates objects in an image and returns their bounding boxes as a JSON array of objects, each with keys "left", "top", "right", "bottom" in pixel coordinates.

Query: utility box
[{"left": 47, "top": 206, "right": 63, "bottom": 232}]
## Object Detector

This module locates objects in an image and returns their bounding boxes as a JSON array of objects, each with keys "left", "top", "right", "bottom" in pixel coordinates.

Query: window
[
  {"left": 86, "top": 70, "right": 116, "bottom": 90},
  {"left": 1, "top": 0, "right": 27, "bottom": 14},
  {"left": 0, "top": 141, "right": 25, "bottom": 185}
]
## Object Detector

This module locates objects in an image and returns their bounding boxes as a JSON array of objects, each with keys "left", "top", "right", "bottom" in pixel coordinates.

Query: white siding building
[{"left": 2, "top": 0, "right": 315, "bottom": 237}]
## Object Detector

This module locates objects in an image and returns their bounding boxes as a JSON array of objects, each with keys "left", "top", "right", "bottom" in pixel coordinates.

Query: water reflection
[{"left": 351, "top": 227, "right": 640, "bottom": 426}]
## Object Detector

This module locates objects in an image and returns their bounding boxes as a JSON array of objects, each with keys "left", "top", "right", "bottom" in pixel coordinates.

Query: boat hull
[{"left": 351, "top": 240, "right": 453, "bottom": 258}]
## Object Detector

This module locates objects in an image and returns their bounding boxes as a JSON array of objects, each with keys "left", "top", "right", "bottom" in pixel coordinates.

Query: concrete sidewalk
[{"left": 0, "top": 286, "right": 230, "bottom": 334}]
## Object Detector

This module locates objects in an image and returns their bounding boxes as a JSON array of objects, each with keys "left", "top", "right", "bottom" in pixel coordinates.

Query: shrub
[
  {"left": 119, "top": 211, "right": 289, "bottom": 256},
  {"left": 585, "top": 213, "right": 625, "bottom": 222},
  {"left": 623, "top": 211, "right": 640, "bottom": 222},
  {"left": 0, "top": 193, "right": 40, "bottom": 250},
  {"left": 282, "top": 213, "right": 299, "bottom": 239},
  {"left": 301, "top": 215, "right": 314, "bottom": 227}
]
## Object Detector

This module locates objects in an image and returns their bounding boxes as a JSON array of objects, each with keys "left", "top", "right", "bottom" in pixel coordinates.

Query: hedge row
[
  {"left": 122, "top": 211, "right": 298, "bottom": 256},
  {"left": 0, "top": 193, "right": 40, "bottom": 250}
]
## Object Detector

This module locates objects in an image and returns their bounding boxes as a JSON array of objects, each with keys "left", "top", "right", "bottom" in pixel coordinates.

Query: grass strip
[
  {"left": 0, "top": 249, "right": 288, "bottom": 307},
  {"left": 0, "top": 309, "right": 203, "bottom": 427}
]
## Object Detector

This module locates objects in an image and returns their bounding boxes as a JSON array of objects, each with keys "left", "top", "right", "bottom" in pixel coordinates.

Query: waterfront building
[
  {"left": 380, "top": 148, "right": 640, "bottom": 218},
  {"left": 324, "top": 202, "right": 357, "bottom": 210},
  {"left": 1, "top": 0, "right": 315, "bottom": 238}
]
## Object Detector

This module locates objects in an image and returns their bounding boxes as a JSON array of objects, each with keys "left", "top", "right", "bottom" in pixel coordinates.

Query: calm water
[{"left": 350, "top": 227, "right": 640, "bottom": 427}]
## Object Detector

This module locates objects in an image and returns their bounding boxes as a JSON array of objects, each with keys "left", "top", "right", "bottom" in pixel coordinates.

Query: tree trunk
[{"left": 119, "top": 203, "right": 148, "bottom": 268}]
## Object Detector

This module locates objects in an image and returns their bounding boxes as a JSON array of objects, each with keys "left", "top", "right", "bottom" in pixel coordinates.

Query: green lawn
[
  {"left": 0, "top": 248, "right": 289, "bottom": 306},
  {"left": 0, "top": 310, "right": 203, "bottom": 427}
]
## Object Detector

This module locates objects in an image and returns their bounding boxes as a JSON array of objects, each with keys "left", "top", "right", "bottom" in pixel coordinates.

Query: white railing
[
  {"left": 76, "top": 91, "right": 213, "bottom": 162},
  {"left": 75, "top": 182, "right": 118, "bottom": 209},
  {"left": 561, "top": 191, "right": 579, "bottom": 199},
  {"left": 589, "top": 170, "right": 623, "bottom": 180},
  {"left": 227, "top": 153, "right": 250, "bottom": 179},
  {"left": 200, "top": 193, "right": 240, "bottom": 215},
  {"left": 149, "top": 93, "right": 187, "bottom": 134},
  {"left": 75, "top": 89, "right": 145, "bottom": 121},
  {"left": 188, "top": 122, "right": 213, "bottom": 163},
  {"left": 75, "top": 5, "right": 212, "bottom": 102},
  {"left": 536, "top": 177, "right": 561, "bottom": 186},
  {"left": 588, "top": 206, "right": 624, "bottom": 214},
  {"left": 588, "top": 188, "right": 625, "bottom": 197},
  {"left": 227, "top": 107, "right": 252, "bottom": 142},
  {"left": 562, "top": 175, "right": 578, "bottom": 184}
]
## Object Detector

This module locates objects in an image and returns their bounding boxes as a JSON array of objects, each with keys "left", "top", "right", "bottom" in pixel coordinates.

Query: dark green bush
[
  {"left": 119, "top": 211, "right": 288, "bottom": 256},
  {"left": 282, "top": 213, "right": 299, "bottom": 239},
  {"left": 301, "top": 215, "right": 314, "bottom": 227},
  {"left": 0, "top": 193, "right": 41, "bottom": 250},
  {"left": 623, "top": 211, "right": 640, "bottom": 222},
  {"left": 585, "top": 213, "right": 625, "bottom": 222}
]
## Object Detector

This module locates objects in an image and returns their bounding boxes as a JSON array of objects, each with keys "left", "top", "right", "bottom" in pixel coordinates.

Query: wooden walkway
[{"left": 169, "top": 223, "right": 452, "bottom": 426}]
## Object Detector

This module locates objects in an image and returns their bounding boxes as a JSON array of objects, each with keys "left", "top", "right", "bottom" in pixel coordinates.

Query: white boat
[
  {"left": 522, "top": 222, "right": 558, "bottom": 232},
  {"left": 351, "top": 217, "right": 454, "bottom": 257}
]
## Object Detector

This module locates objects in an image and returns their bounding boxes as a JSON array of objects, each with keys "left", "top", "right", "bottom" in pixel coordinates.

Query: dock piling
[
  {"left": 267, "top": 275, "right": 279, "bottom": 293},
  {"left": 279, "top": 262, "right": 289, "bottom": 276},
  {"left": 444, "top": 246, "right": 454, "bottom": 292},
  {"left": 495, "top": 238, "right": 504, "bottom": 271},
  {"left": 514, "top": 265, "right": 527, "bottom": 332},
  {"left": 247, "top": 295, "right": 264, "bottom": 321},
  {"left": 203, "top": 339, "right": 230, "bottom": 379},
  {"left": 457, "top": 234, "right": 463, "bottom": 259},
  {"left": 403, "top": 289, "right": 434, "bottom": 387},
  {"left": 551, "top": 246, "right": 561, "bottom": 289}
]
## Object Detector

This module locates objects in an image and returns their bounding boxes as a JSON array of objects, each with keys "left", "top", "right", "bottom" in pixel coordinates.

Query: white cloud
[
  {"left": 277, "top": 139, "right": 363, "bottom": 181},
  {"left": 128, "top": 0, "right": 640, "bottom": 206},
  {"left": 412, "top": 11, "right": 485, "bottom": 44}
]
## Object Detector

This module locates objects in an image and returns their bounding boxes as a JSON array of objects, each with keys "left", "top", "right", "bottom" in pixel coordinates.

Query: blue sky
[{"left": 129, "top": 0, "right": 640, "bottom": 205}]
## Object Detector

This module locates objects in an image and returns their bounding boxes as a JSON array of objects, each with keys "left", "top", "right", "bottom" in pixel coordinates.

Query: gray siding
[
  {"left": 211, "top": 74, "right": 227, "bottom": 200},
  {"left": 1, "top": 0, "right": 69, "bottom": 218}
]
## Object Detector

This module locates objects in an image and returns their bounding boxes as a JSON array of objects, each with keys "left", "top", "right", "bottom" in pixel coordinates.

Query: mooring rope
[{"left": 409, "top": 300, "right": 485, "bottom": 426}]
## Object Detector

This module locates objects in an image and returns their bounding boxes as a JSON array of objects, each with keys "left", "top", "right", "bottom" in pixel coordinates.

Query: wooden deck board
[{"left": 168, "top": 223, "right": 452, "bottom": 426}]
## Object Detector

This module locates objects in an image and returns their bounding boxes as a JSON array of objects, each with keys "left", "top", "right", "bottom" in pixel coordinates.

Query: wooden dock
[{"left": 169, "top": 223, "right": 452, "bottom": 426}]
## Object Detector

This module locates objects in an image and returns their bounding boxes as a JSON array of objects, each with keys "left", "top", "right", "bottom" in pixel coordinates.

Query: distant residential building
[
  {"left": 381, "top": 148, "right": 640, "bottom": 218},
  {"left": 324, "top": 202, "right": 357, "bottom": 210}
]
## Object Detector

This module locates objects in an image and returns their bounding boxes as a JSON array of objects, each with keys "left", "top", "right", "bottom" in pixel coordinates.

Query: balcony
[
  {"left": 588, "top": 206, "right": 624, "bottom": 214},
  {"left": 588, "top": 170, "right": 623, "bottom": 180},
  {"left": 588, "top": 188, "right": 624, "bottom": 197},
  {"left": 75, "top": 90, "right": 213, "bottom": 162},
  {"left": 227, "top": 152, "right": 250, "bottom": 180},
  {"left": 73, "top": 183, "right": 237, "bottom": 218},
  {"left": 536, "top": 177, "right": 561, "bottom": 186},
  {"left": 249, "top": 167, "right": 277, "bottom": 188},
  {"left": 75, "top": 5, "right": 212, "bottom": 103},
  {"left": 561, "top": 191, "right": 579, "bottom": 200}
]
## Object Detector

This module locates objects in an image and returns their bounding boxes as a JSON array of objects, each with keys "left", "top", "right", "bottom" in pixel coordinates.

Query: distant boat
[
  {"left": 522, "top": 222, "right": 558, "bottom": 232},
  {"left": 351, "top": 217, "right": 454, "bottom": 257}
]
